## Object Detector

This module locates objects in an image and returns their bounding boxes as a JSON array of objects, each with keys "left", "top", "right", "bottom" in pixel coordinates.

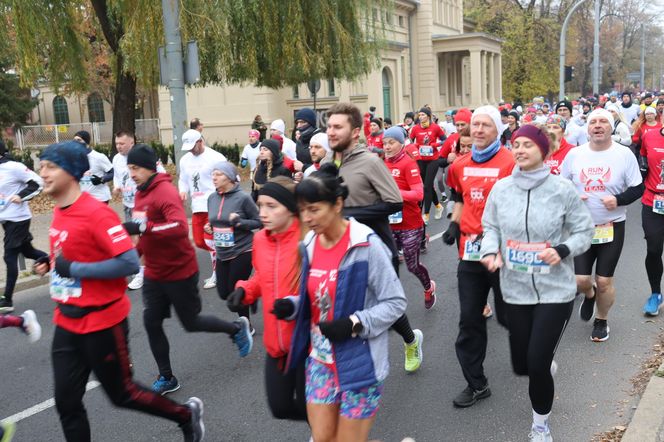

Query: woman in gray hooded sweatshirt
[
  {"left": 479, "top": 124, "right": 594, "bottom": 442},
  {"left": 206, "top": 161, "right": 261, "bottom": 322}
]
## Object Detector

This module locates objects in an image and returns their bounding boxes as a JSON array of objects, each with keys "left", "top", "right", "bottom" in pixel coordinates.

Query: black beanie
[
  {"left": 370, "top": 118, "right": 383, "bottom": 128},
  {"left": 127, "top": 144, "right": 157, "bottom": 171},
  {"left": 555, "top": 100, "right": 573, "bottom": 113},
  {"left": 260, "top": 139, "right": 282, "bottom": 161},
  {"left": 419, "top": 107, "right": 432, "bottom": 119},
  {"left": 74, "top": 130, "right": 91, "bottom": 145},
  {"left": 404, "top": 111, "right": 415, "bottom": 120}
]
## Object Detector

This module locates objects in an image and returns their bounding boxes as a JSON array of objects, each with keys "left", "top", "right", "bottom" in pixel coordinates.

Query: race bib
[
  {"left": 462, "top": 234, "right": 482, "bottom": 261},
  {"left": 592, "top": 223, "right": 614, "bottom": 244},
  {"left": 653, "top": 195, "right": 664, "bottom": 215},
  {"left": 310, "top": 325, "right": 334, "bottom": 365},
  {"left": 213, "top": 227, "right": 234, "bottom": 248},
  {"left": 419, "top": 145, "right": 434, "bottom": 157},
  {"left": 388, "top": 211, "right": 403, "bottom": 224},
  {"left": 505, "top": 240, "right": 551, "bottom": 274},
  {"left": 50, "top": 271, "right": 83, "bottom": 302},
  {"left": 122, "top": 188, "right": 135, "bottom": 205},
  {"left": 80, "top": 174, "right": 92, "bottom": 185},
  {"left": 131, "top": 210, "right": 147, "bottom": 225}
]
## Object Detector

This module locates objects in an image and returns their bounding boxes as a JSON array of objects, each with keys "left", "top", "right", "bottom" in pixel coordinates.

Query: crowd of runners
[{"left": 0, "top": 89, "right": 662, "bottom": 442}]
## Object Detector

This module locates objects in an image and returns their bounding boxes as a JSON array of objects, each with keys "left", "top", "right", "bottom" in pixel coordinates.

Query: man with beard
[{"left": 323, "top": 103, "right": 425, "bottom": 373}]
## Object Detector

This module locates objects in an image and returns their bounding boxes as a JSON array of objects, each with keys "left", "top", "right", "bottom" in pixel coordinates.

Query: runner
[
  {"left": 443, "top": 105, "right": 514, "bottom": 407},
  {"left": 382, "top": 126, "right": 436, "bottom": 309},
  {"left": 227, "top": 177, "right": 307, "bottom": 421},
  {"left": 0, "top": 141, "right": 48, "bottom": 313},
  {"left": 123, "top": 144, "right": 253, "bottom": 394},
  {"left": 560, "top": 108, "right": 644, "bottom": 342},
  {"left": 252, "top": 139, "right": 292, "bottom": 201},
  {"left": 480, "top": 124, "right": 594, "bottom": 442},
  {"left": 409, "top": 107, "right": 446, "bottom": 223},
  {"left": 303, "top": 133, "right": 331, "bottom": 177},
  {"left": 36, "top": 141, "right": 205, "bottom": 442},
  {"left": 605, "top": 103, "right": 632, "bottom": 147},
  {"left": 205, "top": 161, "right": 261, "bottom": 323},
  {"left": 556, "top": 100, "right": 587, "bottom": 146},
  {"left": 620, "top": 92, "right": 640, "bottom": 125},
  {"left": 240, "top": 129, "right": 262, "bottom": 180},
  {"left": 544, "top": 115, "right": 575, "bottom": 175},
  {"left": 500, "top": 110, "right": 520, "bottom": 148},
  {"left": 0, "top": 309, "right": 41, "bottom": 342},
  {"left": 73, "top": 131, "right": 113, "bottom": 204},
  {"left": 639, "top": 127, "right": 664, "bottom": 315},
  {"left": 323, "top": 102, "right": 424, "bottom": 373},
  {"left": 270, "top": 119, "right": 297, "bottom": 160},
  {"left": 366, "top": 118, "right": 385, "bottom": 154},
  {"left": 287, "top": 164, "right": 407, "bottom": 442},
  {"left": 294, "top": 108, "right": 318, "bottom": 170},
  {"left": 631, "top": 107, "right": 661, "bottom": 153}
]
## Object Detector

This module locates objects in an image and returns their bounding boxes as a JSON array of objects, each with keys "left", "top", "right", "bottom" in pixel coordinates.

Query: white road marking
[{"left": 3, "top": 381, "right": 101, "bottom": 423}]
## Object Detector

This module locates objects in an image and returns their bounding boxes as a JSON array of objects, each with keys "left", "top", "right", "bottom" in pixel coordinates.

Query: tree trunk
[{"left": 112, "top": 52, "right": 136, "bottom": 145}]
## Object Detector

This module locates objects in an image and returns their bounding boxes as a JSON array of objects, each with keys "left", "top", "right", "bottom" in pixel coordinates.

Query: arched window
[
  {"left": 53, "top": 96, "right": 69, "bottom": 125},
  {"left": 382, "top": 68, "right": 393, "bottom": 121},
  {"left": 87, "top": 93, "right": 105, "bottom": 122}
]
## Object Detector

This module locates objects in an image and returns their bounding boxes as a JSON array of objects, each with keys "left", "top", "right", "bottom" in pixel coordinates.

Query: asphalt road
[{"left": 0, "top": 203, "right": 659, "bottom": 442}]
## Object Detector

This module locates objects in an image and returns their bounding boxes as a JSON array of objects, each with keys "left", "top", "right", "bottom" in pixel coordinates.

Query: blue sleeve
[
  {"left": 69, "top": 249, "right": 140, "bottom": 279},
  {"left": 102, "top": 168, "right": 114, "bottom": 183}
]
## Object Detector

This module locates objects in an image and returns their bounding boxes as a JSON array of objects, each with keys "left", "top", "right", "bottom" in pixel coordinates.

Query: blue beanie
[
  {"left": 383, "top": 126, "right": 406, "bottom": 144},
  {"left": 295, "top": 108, "right": 317, "bottom": 128},
  {"left": 39, "top": 141, "right": 90, "bottom": 181}
]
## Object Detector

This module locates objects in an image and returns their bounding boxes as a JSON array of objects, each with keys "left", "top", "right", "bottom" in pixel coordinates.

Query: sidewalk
[{"left": 622, "top": 359, "right": 664, "bottom": 441}]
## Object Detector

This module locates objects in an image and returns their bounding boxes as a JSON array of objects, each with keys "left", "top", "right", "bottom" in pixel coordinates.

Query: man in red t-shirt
[
  {"left": 443, "top": 106, "right": 514, "bottom": 408},
  {"left": 36, "top": 141, "right": 204, "bottom": 442}
]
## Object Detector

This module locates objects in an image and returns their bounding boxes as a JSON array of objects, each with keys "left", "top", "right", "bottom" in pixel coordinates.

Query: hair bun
[{"left": 318, "top": 162, "right": 340, "bottom": 178}]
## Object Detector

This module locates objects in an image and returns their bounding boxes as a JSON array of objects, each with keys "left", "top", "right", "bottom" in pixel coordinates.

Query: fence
[{"left": 15, "top": 119, "right": 160, "bottom": 148}]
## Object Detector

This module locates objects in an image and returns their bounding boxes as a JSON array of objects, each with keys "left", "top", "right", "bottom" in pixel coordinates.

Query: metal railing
[{"left": 15, "top": 119, "right": 161, "bottom": 148}]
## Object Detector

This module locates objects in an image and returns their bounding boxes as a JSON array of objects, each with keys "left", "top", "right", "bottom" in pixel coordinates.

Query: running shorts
[{"left": 573, "top": 220, "right": 625, "bottom": 278}]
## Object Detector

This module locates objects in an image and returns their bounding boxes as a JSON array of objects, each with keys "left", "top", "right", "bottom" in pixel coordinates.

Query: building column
[
  {"left": 470, "top": 50, "right": 482, "bottom": 108},
  {"left": 495, "top": 53, "right": 502, "bottom": 102},
  {"left": 480, "top": 50, "right": 487, "bottom": 104},
  {"left": 487, "top": 52, "right": 495, "bottom": 103}
]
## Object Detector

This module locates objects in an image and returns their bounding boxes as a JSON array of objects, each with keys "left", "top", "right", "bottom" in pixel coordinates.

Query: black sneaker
[
  {"left": 578, "top": 286, "right": 596, "bottom": 322},
  {"left": 591, "top": 319, "right": 609, "bottom": 342},
  {"left": 0, "top": 298, "right": 14, "bottom": 313},
  {"left": 181, "top": 397, "right": 204, "bottom": 442},
  {"left": 453, "top": 385, "right": 491, "bottom": 408}
]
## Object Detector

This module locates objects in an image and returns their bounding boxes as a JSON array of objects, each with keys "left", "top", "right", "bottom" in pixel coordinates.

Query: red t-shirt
[
  {"left": 409, "top": 123, "right": 445, "bottom": 161},
  {"left": 405, "top": 143, "right": 421, "bottom": 161},
  {"left": 49, "top": 192, "right": 133, "bottom": 333},
  {"left": 440, "top": 133, "right": 460, "bottom": 160},
  {"left": 367, "top": 133, "right": 384, "bottom": 150},
  {"left": 446, "top": 147, "right": 515, "bottom": 258},
  {"left": 633, "top": 122, "right": 662, "bottom": 144},
  {"left": 307, "top": 224, "right": 351, "bottom": 368},
  {"left": 384, "top": 150, "right": 424, "bottom": 230},
  {"left": 545, "top": 138, "right": 575, "bottom": 175},
  {"left": 640, "top": 129, "right": 664, "bottom": 207}
]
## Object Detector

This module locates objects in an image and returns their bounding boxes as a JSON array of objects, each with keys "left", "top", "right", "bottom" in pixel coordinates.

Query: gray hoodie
[
  {"left": 480, "top": 167, "right": 594, "bottom": 304},
  {"left": 207, "top": 184, "right": 261, "bottom": 261}
]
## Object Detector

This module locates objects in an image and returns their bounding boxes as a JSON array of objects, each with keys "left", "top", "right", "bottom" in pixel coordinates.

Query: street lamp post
[
  {"left": 559, "top": 0, "right": 591, "bottom": 101},
  {"left": 592, "top": 0, "right": 600, "bottom": 95}
]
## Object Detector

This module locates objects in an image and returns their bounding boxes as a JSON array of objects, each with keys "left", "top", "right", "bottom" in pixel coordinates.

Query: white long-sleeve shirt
[
  {"left": 112, "top": 152, "right": 165, "bottom": 209},
  {"left": 0, "top": 159, "right": 43, "bottom": 222},
  {"left": 178, "top": 146, "right": 227, "bottom": 213}
]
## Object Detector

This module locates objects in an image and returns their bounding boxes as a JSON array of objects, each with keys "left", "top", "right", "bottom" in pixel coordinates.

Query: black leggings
[
  {"left": 142, "top": 273, "right": 239, "bottom": 379},
  {"left": 52, "top": 320, "right": 191, "bottom": 441},
  {"left": 643, "top": 204, "right": 664, "bottom": 294},
  {"left": 418, "top": 160, "right": 440, "bottom": 214},
  {"left": 506, "top": 301, "right": 573, "bottom": 415},
  {"left": 215, "top": 252, "right": 253, "bottom": 318},
  {"left": 264, "top": 354, "right": 307, "bottom": 421},
  {"left": 573, "top": 220, "right": 625, "bottom": 277},
  {"left": 2, "top": 219, "right": 47, "bottom": 301}
]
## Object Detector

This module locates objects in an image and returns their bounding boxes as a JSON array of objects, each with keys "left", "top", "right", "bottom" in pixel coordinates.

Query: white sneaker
[
  {"left": 128, "top": 273, "right": 144, "bottom": 290},
  {"left": 434, "top": 204, "right": 444, "bottom": 220},
  {"left": 21, "top": 310, "right": 42, "bottom": 343},
  {"left": 203, "top": 273, "right": 217, "bottom": 289},
  {"left": 550, "top": 360, "right": 558, "bottom": 377},
  {"left": 529, "top": 426, "right": 553, "bottom": 442}
]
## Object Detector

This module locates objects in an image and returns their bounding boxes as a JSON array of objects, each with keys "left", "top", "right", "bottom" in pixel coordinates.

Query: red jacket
[
  {"left": 135, "top": 173, "right": 198, "bottom": 281},
  {"left": 236, "top": 218, "right": 301, "bottom": 358}
]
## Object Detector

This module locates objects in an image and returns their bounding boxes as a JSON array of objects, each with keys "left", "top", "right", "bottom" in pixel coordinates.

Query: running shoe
[
  {"left": 483, "top": 304, "right": 493, "bottom": 319},
  {"left": 422, "top": 213, "right": 429, "bottom": 225},
  {"left": 434, "top": 203, "right": 444, "bottom": 220},
  {"left": 578, "top": 285, "right": 596, "bottom": 322},
  {"left": 440, "top": 193, "right": 449, "bottom": 204},
  {"left": 152, "top": 375, "right": 180, "bottom": 395},
  {"left": 550, "top": 360, "right": 558, "bottom": 377},
  {"left": 528, "top": 425, "right": 553, "bottom": 442},
  {"left": 181, "top": 397, "right": 204, "bottom": 442},
  {"left": 127, "top": 273, "right": 144, "bottom": 290},
  {"left": 643, "top": 293, "right": 663, "bottom": 316},
  {"left": 0, "top": 298, "right": 14, "bottom": 313},
  {"left": 452, "top": 384, "right": 491, "bottom": 408},
  {"left": 233, "top": 316, "right": 253, "bottom": 357},
  {"left": 420, "top": 233, "right": 430, "bottom": 254},
  {"left": 424, "top": 280, "right": 436, "bottom": 310},
  {"left": 0, "top": 420, "right": 16, "bottom": 442},
  {"left": 203, "top": 273, "right": 217, "bottom": 290},
  {"left": 398, "top": 249, "right": 405, "bottom": 263},
  {"left": 591, "top": 319, "right": 610, "bottom": 342},
  {"left": 404, "top": 329, "right": 423, "bottom": 372},
  {"left": 21, "top": 310, "right": 41, "bottom": 343}
]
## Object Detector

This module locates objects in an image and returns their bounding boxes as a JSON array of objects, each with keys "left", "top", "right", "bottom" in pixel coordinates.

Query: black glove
[
  {"left": 442, "top": 221, "right": 460, "bottom": 245},
  {"left": 122, "top": 222, "right": 141, "bottom": 236},
  {"left": 90, "top": 175, "right": 103, "bottom": 185},
  {"left": 271, "top": 298, "right": 295, "bottom": 319},
  {"left": 226, "top": 288, "right": 245, "bottom": 313},
  {"left": 55, "top": 255, "right": 73, "bottom": 278},
  {"left": 638, "top": 155, "right": 648, "bottom": 177},
  {"left": 319, "top": 318, "right": 353, "bottom": 342}
]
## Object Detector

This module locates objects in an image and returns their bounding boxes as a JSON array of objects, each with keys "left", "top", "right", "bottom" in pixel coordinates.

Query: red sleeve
[
  {"left": 92, "top": 210, "right": 135, "bottom": 258},
  {"left": 640, "top": 136, "right": 648, "bottom": 156},
  {"left": 446, "top": 161, "right": 461, "bottom": 192},
  {"left": 283, "top": 156, "right": 295, "bottom": 173},
  {"left": 440, "top": 136, "right": 456, "bottom": 158},
  {"left": 401, "top": 164, "right": 424, "bottom": 202},
  {"left": 431, "top": 124, "right": 445, "bottom": 148},
  {"left": 363, "top": 113, "right": 371, "bottom": 138},
  {"left": 236, "top": 247, "right": 262, "bottom": 304},
  {"left": 146, "top": 189, "right": 190, "bottom": 241}
]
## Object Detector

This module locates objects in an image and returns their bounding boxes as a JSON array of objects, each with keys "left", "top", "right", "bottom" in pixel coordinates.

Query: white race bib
[
  {"left": 388, "top": 211, "right": 403, "bottom": 224},
  {"left": 50, "top": 271, "right": 82, "bottom": 302},
  {"left": 419, "top": 146, "right": 434, "bottom": 157},
  {"left": 505, "top": 240, "right": 551, "bottom": 274},
  {"left": 462, "top": 234, "right": 482, "bottom": 261},
  {"left": 592, "top": 223, "right": 614, "bottom": 244},
  {"left": 653, "top": 195, "right": 664, "bottom": 215},
  {"left": 310, "top": 325, "right": 334, "bottom": 364},
  {"left": 213, "top": 227, "right": 235, "bottom": 248}
]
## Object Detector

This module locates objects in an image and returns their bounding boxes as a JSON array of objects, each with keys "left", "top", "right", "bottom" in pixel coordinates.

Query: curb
[
  {"left": 622, "top": 361, "right": 664, "bottom": 442},
  {"left": 0, "top": 274, "right": 49, "bottom": 297}
]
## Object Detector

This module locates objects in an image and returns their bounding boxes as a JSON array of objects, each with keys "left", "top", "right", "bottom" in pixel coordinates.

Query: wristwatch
[{"left": 349, "top": 314, "right": 363, "bottom": 338}]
